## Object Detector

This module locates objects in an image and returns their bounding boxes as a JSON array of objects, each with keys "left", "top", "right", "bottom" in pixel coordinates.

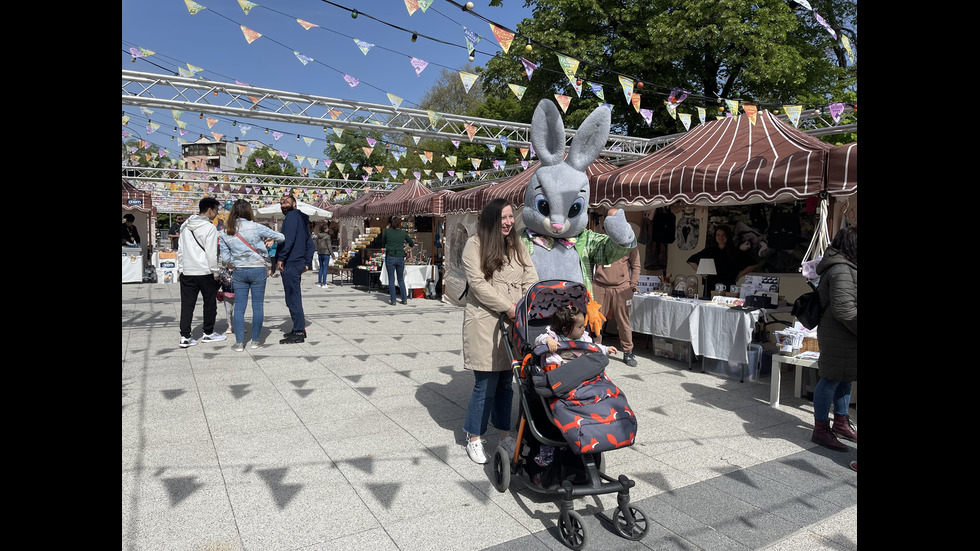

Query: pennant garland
[
  {"left": 631, "top": 92, "right": 641, "bottom": 112},
  {"left": 296, "top": 19, "right": 317, "bottom": 30},
  {"left": 743, "top": 103, "right": 758, "bottom": 125},
  {"left": 490, "top": 24, "right": 514, "bottom": 53},
  {"left": 697, "top": 107, "right": 706, "bottom": 125},
  {"left": 556, "top": 54, "right": 580, "bottom": 85},
  {"left": 463, "top": 27, "right": 481, "bottom": 54},
  {"left": 410, "top": 57, "right": 429, "bottom": 77},
  {"left": 828, "top": 102, "right": 845, "bottom": 125},
  {"left": 418, "top": 0, "right": 432, "bottom": 12},
  {"left": 725, "top": 99, "right": 740, "bottom": 115},
  {"left": 240, "top": 26, "right": 262, "bottom": 44},
  {"left": 570, "top": 79, "right": 583, "bottom": 97},
  {"left": 589, "top": 82, "right": 604, "bottom": 101},
  {"left": 404, "top": 0, "right": 419, "bottom": 16},
  {"left": 554, "top": 94, "right": 571, "bottom": 113},
  {"left": 354, "top": 39, "right": 374, "bottom": 55},
  {"left": 294, "top": 51, "right": 313, "bottom": 65},
  {"left": 459, "top": 72, "right": 479, "bottom": 93},
  {"left": 841, "top": 35, "right": 854, "bottom": 65},
  {"left": 464, "top": 124, "right": 477, "bottom": 142},
  {"left": 129, "top": 46, "right": 155, "bottom": 61},
  {"left": 668, "top": 88, "right": 689, "bottom": 105},
  {"left": 679, "top": 113, "right": 692, "bottom": 131},
  {"left": 237, "top": 0, "right": 258, "bottom": 15},
  {"left": 184, "top": 0, "right": 206, "bottom": 15},
  {"left": 508, "top": 84, "right": 526, "bottom": 101},
  {"left": 618, "top": 76, "right": 634, "bottom": 104},
  {"left": 427, "top": 110, "right": 442, "bottom": 128},
  {"left": 639, "top": 109, "right": 653, "bottom": 126},
  {"left": 521, "top": 58, "right": 538, "bottom": 80},
  {"left": 343, "top": 74, "right": 360, "bottom": 87}
]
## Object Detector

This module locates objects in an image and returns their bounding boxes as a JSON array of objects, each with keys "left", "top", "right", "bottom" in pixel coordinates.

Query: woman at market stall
[
  {"left": 381, "top": 216, "right": 415, "bottom": 305},
  {"left": 686, "top": 224, "right": 758, "bottom": 295},
  {"left": 218, "top": 200, "right": 285, "bottom": 352},
  {"left": 810, "top": 225, "right": 858, "bottom": 452},
  {"left": 460, "top": 198, "right": 538, "bottom": 464}
]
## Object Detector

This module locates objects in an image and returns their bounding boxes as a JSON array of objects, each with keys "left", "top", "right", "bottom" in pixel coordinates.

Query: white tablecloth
[
  {"left": 630, "top": 294, "right": 760, "bottom": 364},
  {"left": 122, "top": 249, "right": 142, "bottom": 283},
  {"left": 379, "top": 262, "right": 435, "bottom": 290}
]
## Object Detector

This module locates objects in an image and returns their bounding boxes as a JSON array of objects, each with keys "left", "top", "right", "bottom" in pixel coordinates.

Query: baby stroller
[{"left": 493, "top": 279, "right": 649, "bottom": 550}]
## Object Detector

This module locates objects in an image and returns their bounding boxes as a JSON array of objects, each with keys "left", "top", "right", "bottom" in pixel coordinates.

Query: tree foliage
[
  {"left": 237, "top": 148, "right": 299, "bottom": 176},
  {"left": 478, "top": 0, "right": 856, "bottom": 138}
]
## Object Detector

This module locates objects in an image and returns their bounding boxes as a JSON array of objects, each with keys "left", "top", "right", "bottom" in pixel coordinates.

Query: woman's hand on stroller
[{"left": 506, "top": 303, "right": 517, "bottom": 322}]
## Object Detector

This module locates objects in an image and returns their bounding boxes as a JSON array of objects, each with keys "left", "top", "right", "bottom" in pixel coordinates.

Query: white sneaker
[
  {"left": 201, "top": 332, "right": 227, "bottom": 343},
  {"left": 466, "top": 438, "right": 488, "bottom": 464},
  {"left": 250, "top": 341, "right": 261, "bottom": 349},
  {"left": 179, "top": 337, "right": 197, "bottom": 348}
]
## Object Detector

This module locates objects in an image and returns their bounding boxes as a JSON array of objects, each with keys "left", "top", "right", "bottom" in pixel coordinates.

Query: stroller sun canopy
[{"left": 513, "top": 280, "right": 592, "bottom": 354}]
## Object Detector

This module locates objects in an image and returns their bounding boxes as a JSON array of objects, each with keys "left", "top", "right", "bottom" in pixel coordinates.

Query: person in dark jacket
[
  {"left": 810, "top": 226, "right": 858, "bottom": 452},
  {"left": 276, "top": 195, "right": 315, "bottom": 344}
]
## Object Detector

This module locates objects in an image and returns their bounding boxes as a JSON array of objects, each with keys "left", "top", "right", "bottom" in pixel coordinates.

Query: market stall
[{"left": 122, "top": 179, "right": 156, "bottom": 283}]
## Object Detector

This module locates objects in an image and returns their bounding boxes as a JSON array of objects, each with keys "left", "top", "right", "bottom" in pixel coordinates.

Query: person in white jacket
[{"left": 177, "top": 197, "right": 226, "bottom": 348}]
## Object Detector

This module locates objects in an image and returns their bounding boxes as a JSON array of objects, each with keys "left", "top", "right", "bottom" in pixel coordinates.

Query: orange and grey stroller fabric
[{"left": 514, "top": 280, "right": 637, "bottom": 455}]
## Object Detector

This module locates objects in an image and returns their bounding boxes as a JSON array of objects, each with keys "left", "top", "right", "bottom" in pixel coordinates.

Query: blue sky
[{"left": 122, "top": 0, "right": 535, "bottom": 164}]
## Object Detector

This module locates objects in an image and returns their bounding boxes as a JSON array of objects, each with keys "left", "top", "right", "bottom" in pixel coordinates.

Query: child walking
[{"left": 218, "top": 266, "right": 236, "bottom": 333}]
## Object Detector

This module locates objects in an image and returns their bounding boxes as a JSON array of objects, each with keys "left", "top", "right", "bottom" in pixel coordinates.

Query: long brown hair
[
  {"left": 477, "top": 198, "right": 528, "bottom": 281},
  {"left": 225, "top": 199, "right": 254, "bottom": 235}
]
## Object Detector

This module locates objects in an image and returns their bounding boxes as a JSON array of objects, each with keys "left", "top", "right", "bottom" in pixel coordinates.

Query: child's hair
[{"left": 551, "top": 305, "right": 584, "bottom": 337}]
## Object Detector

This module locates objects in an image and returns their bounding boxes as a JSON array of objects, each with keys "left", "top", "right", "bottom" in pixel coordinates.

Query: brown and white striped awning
[
  {"left": 406, "top": 189, "right": 456, "bottom": 216},
  {"left": 333, "top": 190, "right": 387, "bottom": 218},
  {"left": 591, "top": 110, "right": 838, "bottom": 207},
  {"left": 443, "top": 158, "right": 618, "bottom": 214},
  {"left": 363, "top": 180, "right": 431, "bottom": 217},
  {"left": 827, "top": 142, "right": 857, "bottom": 197}
]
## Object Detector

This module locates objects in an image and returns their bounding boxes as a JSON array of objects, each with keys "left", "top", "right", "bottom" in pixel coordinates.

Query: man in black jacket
[{"left": 276, "top": 195, "right": 314, "bottom": 343}]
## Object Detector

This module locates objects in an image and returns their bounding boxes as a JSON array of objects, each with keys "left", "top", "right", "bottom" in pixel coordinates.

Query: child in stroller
[
  {"left": 494, "top": 279, "right": 648, "bottom": 550},
  {"left": 535, "top": 304, "right": 618, "bottom": 371}
]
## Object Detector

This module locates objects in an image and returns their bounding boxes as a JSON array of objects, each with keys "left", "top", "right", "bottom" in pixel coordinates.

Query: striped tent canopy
[
  {"left": 591, "top": 110, "right": 841, "bottom": 208},
  {"left": 364, "top": 180, "right": 431, "bottom": 217},
  {"left": 826, "top": 142, "right": 857, "bottom": 197},
  {"left": 333, "top": 189, "right": 387, "bottom": 218},
  {"left": 122, "top": 179, "right": 154, "bottom": 213},
  {"left": 444, "top": 158, "right": 618, "bottom": 214},
  {"left": 406, "top": 189, "right": 456, "bottom": 216}
]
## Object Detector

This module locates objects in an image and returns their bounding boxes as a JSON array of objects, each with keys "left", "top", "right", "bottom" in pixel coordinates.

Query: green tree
[
  {"left": 480, "top": 0, "right": 856, "bottom": 137},
  {"left": 236, "top": 147, "right": 299, "bottom": 176}
]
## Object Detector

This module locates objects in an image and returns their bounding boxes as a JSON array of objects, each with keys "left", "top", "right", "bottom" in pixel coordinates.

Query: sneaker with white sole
[
  {"left": 232, "top": 342, "right": 245, "bottom": 352},
  {"left": 466, "top": 438, "right": 488, "bottom": 464},
  {"left": 250, "top": 341, "right": 261, "bottom": 349},
  {"left": 179, "top": 337, "right": 198, "bottom": 348},
  {"left": 201, "top": 332, "right": 227, "bottom": 343}
]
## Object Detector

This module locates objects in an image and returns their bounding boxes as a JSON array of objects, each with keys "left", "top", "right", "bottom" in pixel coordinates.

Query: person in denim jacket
[{"left": 218, "top": 200, "right": 285, "bottom": 351}]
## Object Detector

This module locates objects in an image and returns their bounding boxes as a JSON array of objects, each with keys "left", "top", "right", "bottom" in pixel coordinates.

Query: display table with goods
[
  {"left": 630, "top": 292, "right": 761, "bottom": 372},
  {"left": 353, "top": 250, "right": 384, "bottom": 291},
  {"left": 379, "top": 260, "right": 436, "bottom": 296},
  {"left": 122, "top": 246, "right": 143, "bottom": 283},
  {"left": 768, "top": 326, "right": 857, "bottom": 408}
]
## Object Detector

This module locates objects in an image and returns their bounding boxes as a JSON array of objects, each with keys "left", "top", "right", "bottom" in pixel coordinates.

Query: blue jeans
[
  {"left": 232, "top": 267, "right": 267, "bottom": 343},
  {"left": 813, "top": 378, "right": 852, "bottom": 422},
  {"left": 385, "top": 255, "right": 407, "bottom": 303},
  {"left": 281, "top": 263, "right": 306, "bottom": 333},
  {"left": 318, "top": 254, "right": 330, "bottom": 285},
  {"left": 463, "top": 370, "right": 514, "bottom": 437}
]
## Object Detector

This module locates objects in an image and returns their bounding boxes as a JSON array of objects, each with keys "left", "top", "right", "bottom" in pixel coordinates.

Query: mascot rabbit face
[{"left": 524, "top": 100, "right": 611, "bottom": 239}]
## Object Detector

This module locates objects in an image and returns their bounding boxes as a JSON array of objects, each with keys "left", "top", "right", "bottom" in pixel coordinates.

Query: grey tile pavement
[{"left": 122, "top": 273, "right": 857, "bottom": 551}]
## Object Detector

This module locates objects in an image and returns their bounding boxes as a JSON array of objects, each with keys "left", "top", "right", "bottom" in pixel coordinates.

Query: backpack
[{"left": 791, "top": 280, "right": 823, "bottom": 330}]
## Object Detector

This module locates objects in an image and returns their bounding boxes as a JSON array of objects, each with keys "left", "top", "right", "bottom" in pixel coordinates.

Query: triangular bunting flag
[
  {"left": 618, "top": 76, "right": 634, "bottom": 104},
  {"left": 828, "top": 102, "right": 845, "bottom": 125},
  {"left": 240, "top": 26, "right": 262, "bottom": 44},
  {"left": 679, "top": 113, "right": 692, "bottom": 131},
  {"left": 743, "top": 103, "right": 758, "bottom": 125},
  {"left": 296, "top": 18, "right": 317, "bottom": 30},
  {"left": 427, "top": 110, "right": 442, "bottom": 128},
  {"left": 205, "top": 117, "right": 218, "bottom": 128},
  {"left": 697, "top": 107, "right": 707, "bottom": 124},
  {"left": 464, "top": 124, "right": 477, "bottom": 142},
  {"left": 463, "top": 27, "right": 480, "bottom": 52},
  {"left": 334, "top": 143, "right": 346, "bottom": 152},
  {"left": 519, "top": 147, "right": 529, "bottom": 159},
  {"left": 725, "top": 99, "right": 739, "bottom": 115},
  {"left": 459, "top": 72, "right": 479, "bottom": 93},
  {"left": 366, "top": 138, "right": 377, "bottom": 147},
  {"left": 499, "top": 136, "right": 509, "bottom": 149},
  {"left": 404, "top": 0, "right": 419, "bottom": 16},
  {"left": 294, "top": 51, "right": 313, "bottom": 65},
  {"left": 639, "top": 109, "right": 653, "bottom": 126},
  {"left": 303, "top": 137, "right": 315, "bottom": 147},
  {"left": 521, "top": 57, "right": 538, "bottom": 80},
  {"left": 418, "top": 0, "right": 432, "bottom": 12},
  {"left": 343, "top": 74, "right": 360, "bottom": 87},
  {"left": 556, "top": 54, "right": 579, "bottom": 82},
  {"left": 554, "top": 94, "right": 571, "bottom": 113},
  {"left": 387, "top": 93, "right": 403, "bottom": 109},
  {"left": 333, "top": 128, "right": 343, "bottom": 138},
  {"left": 410, "top": 57, "right": 429, "bottom": 77},
  {"left": 471, "top": 158, "right": 482, "bottom": 170},
  {"left": 588, "top": 82, "right": 604, "bottom": 101},
  {"left": 362, "top": 147, "right": 374, "bottom": 157},
  {"left": 489, "top": 24, "right": 514, "bottom": 53},
  {"left": 184, "top": 0, "right": 206, "bottom": 15},
  {"left": 446, "top": 155, "right": 457, "bottom": 166},
  {"left": 451, "top": 140, "right": 460, "bottom": 149},
  {"left": 783, "top": 105, "right": 802, "bottom": 127},
  {"left": 354, "top": 39, "right": 374, "bottom": 55},
  {"left": 570, "top": 78, "right": 583, "bottom": 97},
  {"left": 508, "top": 83, "right": 526, "bottom": 101},
  {"left": 237, "top": 0, "right": 258, "bottom": 15},
  {"left": 631, "top": 92, "right": 641, "bottom": 112},
  {"left": 487, "top": 144, "right": 496, "bottom": 153}
]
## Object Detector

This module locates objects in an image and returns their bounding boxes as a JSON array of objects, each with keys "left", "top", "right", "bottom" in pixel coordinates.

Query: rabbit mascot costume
[{"left": 519, "top": 99, "right": 637, "bottom": 334}]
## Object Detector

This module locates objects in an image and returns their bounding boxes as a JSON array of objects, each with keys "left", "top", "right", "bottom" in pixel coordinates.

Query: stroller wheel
[
  {"left": 558, "top": 510, "right": 587, "bottom": 550},
  {"left": 492, "top": 446, "right": 510, "bottom": 492},
  {"left": 612, "top": 504, "right": 649, "bottom": 541}
]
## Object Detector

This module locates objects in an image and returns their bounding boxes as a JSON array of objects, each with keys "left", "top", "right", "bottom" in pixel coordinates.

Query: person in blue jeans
[
  {"left": 276, "top": 195, "right": 315, "bottom": 344},
  {"left": 381, "top": 216, "right": 415, "bottom": 305},
  {"left": 314, "top": 223, "right": 333, "bottom": 287},
  {"left": 218, "top": 200, "right": 285, "bottom": 351}
]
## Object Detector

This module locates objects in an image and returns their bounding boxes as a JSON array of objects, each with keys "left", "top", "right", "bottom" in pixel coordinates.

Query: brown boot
[
  {"left": 811, "top": 420, "right": 848, "bottom": 451},
  {"left": 832, "top": 414, "right": 857, "bottom": 442}
]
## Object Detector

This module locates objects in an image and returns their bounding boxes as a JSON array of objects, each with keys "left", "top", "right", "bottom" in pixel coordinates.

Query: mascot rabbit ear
[
  {"left": 530, "top": 99, "right": 567, "bottom": 167},
  {"left": 566, "top": 104, "right": 611, "bottom": 172}
]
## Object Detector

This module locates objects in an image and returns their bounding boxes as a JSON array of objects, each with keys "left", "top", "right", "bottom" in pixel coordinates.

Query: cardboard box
[{"left": 652, "top": 336, "right": 693, "bottom": 363}]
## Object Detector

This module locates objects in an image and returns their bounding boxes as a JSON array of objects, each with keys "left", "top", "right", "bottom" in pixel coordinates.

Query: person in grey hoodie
[
  {"left": 810, "top": 226, "right": 858, "bottom": 452},
  {"left": 177, "top": 197, "right": 226, "bottom": 348}
]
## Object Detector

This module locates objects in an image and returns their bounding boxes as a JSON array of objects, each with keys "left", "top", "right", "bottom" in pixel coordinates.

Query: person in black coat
[
  {"left": 122, "top": 213, "right": 141, "bottom": 246},
  {"left": 687, "top": 224, "right": 758, "bottom": 296},
  {"left": 810, "top": 226, "right": 858, "bottom": 452}
]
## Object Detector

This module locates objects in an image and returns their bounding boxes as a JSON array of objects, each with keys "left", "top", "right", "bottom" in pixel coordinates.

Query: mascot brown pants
[{"left": 592, "top": 282, "right": 634, "bottom": 353}]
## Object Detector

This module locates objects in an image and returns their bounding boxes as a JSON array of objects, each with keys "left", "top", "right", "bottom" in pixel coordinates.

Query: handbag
[{"left": 237, "top": 234, "right": 272, "bottom": 269}]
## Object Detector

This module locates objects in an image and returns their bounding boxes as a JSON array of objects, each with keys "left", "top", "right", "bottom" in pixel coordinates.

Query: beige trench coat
[{"left": 461, "top": 235, "right": 538, "bottom": 372}]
